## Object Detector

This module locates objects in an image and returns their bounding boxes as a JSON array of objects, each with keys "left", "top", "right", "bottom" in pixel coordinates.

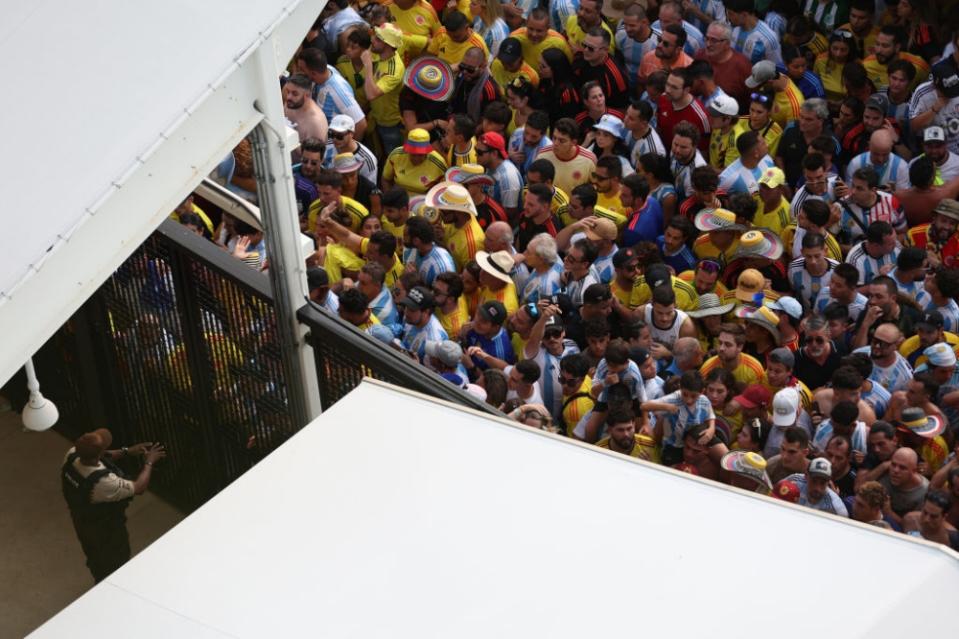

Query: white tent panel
[
  {"left": 30, "top": 380, "right": 959, "bottom": 638},
  {"left": 0, "top": 0, "right": 324, "bottom": 386}
]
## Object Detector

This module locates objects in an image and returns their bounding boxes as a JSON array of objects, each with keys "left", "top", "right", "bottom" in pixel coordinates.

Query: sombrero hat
[
  {"left": 425, "top": 181, "right": 478, "bottom": 216},
  {"left": 694, "top": 207, "right": 745, "bottom": 232},
  {"left": 720, "top": 451, "right": 773, "bottom": 490},
  {"left": 403, "top": 56, "right": 455, "bottom": 102},
  {"left": 900, "top": 407, "right": 945, "bottom": 438},
  {"left": 445, "top": 164, "right": 494, "bottom": 187},
  {"left": 734, "top": 229, "right": 784, "bottom": 261},
  {"left": 735, "top": 304, "right": 781, "bottom": 343},
  {"left": 475, "top": 250, "right": 515, "bottom": 284},
  {"left": 686, "top": 293, "right": 735, "bottom": 318}
]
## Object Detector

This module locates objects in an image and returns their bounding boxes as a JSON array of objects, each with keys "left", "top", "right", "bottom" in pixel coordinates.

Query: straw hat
[
  {"left": 331, "top": 152, "right": 363, "bottom": 174},
  {"left": 694, "top": 208, "right": 745, "bottom": 232},
  {"left": 900, "top": 407, "right": 945, "bottom": 438},
  {"left": 686, "top": 293, "right": 735, "bottom": 318},
  {"left": 403, "top": 56, "right": 455, "bottom": 101},
  {"left": 720, "top": 451, "right": 773, "bottom": 490},
  {"left": 445, "top": 164, "right": 494, "bottom": 187},
  {"left": 735, "top": 304, "right": 781, "bottom": 343},
  {"left": 373, "top": 23, "right": 404, "bottom": 50},
  {"left": 425, "top": 181, "right": 478, "bottom": 216},
  {"left": 403, "top": 128, "right": 433, "bottom": 155},
  {"left": 734, "top": 229, "right": 784, "bottom": 261},
  {"left": 475, "top": 250, "right": 515, "bottom": 284},
  {"left": 734, "top": 268, "right": 765, "bottom": 303}
]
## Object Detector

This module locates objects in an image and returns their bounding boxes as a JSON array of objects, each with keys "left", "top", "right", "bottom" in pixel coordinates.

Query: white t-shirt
[{"left": 63, "top": 448, "right": 135, "bottom": 503}]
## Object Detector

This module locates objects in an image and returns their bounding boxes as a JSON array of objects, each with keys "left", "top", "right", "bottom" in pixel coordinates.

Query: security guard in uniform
[{"left": 61, "top": 428, "right": 166, "bottom": 582}]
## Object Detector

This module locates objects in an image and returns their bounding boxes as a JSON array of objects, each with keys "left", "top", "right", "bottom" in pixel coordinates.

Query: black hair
[
  {"left": 679, "top": 370, "right": 704, "bottom": 392},
  {"left": 515, "top": 359, "right": 542, "bottom": 384},
  {"left": 527, "top": 158, "right": 556, "bottom": 181}
]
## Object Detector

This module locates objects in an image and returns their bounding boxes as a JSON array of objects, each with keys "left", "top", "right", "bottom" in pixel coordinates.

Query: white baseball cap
[
  {"left": 329, "top": 114, "right": 355, "bottom": 132},
  {"left": 772, "top": 387, "right": 800, "bottom": 426},
  {"left": 924, "top": 126, "right": 946, "bottom": 143},
  {"left": 708, "top": 94, "right": 739, "bottom": 118}
]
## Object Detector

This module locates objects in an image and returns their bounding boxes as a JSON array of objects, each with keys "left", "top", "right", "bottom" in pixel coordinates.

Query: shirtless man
[
  {"left": 812, "top": 366, "right": 877, "bottom": 429},
  {"left": 283, "top": 74, "right": 328, "bottom": 144}
]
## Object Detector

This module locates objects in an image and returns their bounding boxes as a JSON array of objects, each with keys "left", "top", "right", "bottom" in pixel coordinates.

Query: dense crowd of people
[{"left": 178, "top": 0, "right": 959, "bottom": 548}]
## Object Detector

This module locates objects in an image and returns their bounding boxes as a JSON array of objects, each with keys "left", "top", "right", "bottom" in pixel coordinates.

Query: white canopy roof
[
  {"left": 0, "top": 0, "right": 324, "bottom": 386},
  {"left": 31, "top": 380, "right": 959, "bottom": 638}
]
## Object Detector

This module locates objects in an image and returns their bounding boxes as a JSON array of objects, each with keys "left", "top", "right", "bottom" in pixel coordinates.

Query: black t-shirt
[
  {"left": 834, "top": 468, "right": 857, "bottom": 499},
  {"left": 851, "top": 304, "right": 921, "bottom": 341},
  {"left": 793, "top": 345, "right": 843, "bottom": 391},
  {"left": 515, "top": 214, "right": 563, "bottom": 253}
]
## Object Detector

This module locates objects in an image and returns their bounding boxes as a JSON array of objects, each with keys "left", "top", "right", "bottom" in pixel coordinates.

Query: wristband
[{"left": 122, "top": 447, "right": 129, "bottom": 456}]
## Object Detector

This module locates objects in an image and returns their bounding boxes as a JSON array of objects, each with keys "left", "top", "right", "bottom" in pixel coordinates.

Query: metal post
[{"left": 248, "top": 44, "right": 322, "bottom": 423}]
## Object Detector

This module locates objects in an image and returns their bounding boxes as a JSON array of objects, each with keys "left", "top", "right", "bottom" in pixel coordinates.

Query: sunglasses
[
  {"left": 558, "top": 374, "right": 581, "bottom": 386},
  {"left": 806, "top": 336, "right": 828, "bottom": 344},
  {"left": 330, "top": 131, "right": 349, "bottom": 140},
  {"left": 698, "top": 259, "right": 721, "bottom": 273},
  {"left": 545, "top": 330, "right": 564, "bottom": 339},
  {"left": 872, "top": 338, "right": 895, "bottom": 348},
  {"left": 590, "top": 172, "right": 610, "bottom": 181},
  {"left": 750, "top": 92, "right": 771, "bottom": 104},
  {"left": 583, "top": 43, "right": 600, "bottom": 52},
  {"left": 459, "top": 64, "right": 477, "bottom": 74},
  {"left": 475, "top": 146, "right": 491, "bottom": 155}
]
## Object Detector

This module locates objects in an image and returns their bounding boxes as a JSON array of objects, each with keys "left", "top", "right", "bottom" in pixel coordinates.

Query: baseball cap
[
  {"left": 629, "top": 347, "right": 650, "bottom": 367},
  {"left": 478, "top": 131, "right": 508, "bottom": 159},
  {"left": 306, "top": 267, "right": 329, "bottom": 291},
  {"left": 865, "top": 93, "right": 890, "bottom": 114},
  {"left": 329, "top": 114, "right": 355, "bottom": 133},
  {"left": 477, "top": 299, "right": 508, "bottom": 325},
  {"left": 934, "top": 198, "right": 959, "bottom": 221},
  {"left": 585, "top": 217, "right": 618, "bottom": 242},
  {"left": 917, "top": 310, "right": 945, "bottom": 331},
  {"left": 612, "top": 247, "right": 636, "bottom": 268},
  {"left": 772, "top": 479, "right": 801, "bottom": 503},
  {"left": 708, "top": 94, "right": 739, "bottom": 117},
  {"left": 772, "top": 387, "right": 800, "bottom": 426},
  {"left": 644, "top": 263, "right": 671, "bottom": 289},
  {"left": 543, "top": 314, "right": 565, "bottom": 332},
  {"left": 583, "top": 283, "right": 612, "bottom": 305},
  {"left": 768, "top": 296, "right": 803, "bottom": 321},
  {"left": 425, "top": 340, "right": 464, "bottom": 367},
  {"left": 768, "top": 347, "right": 795, "bottom": 370},
  {"left": 745, "top": 60, "right": 778, "bottom": 88},
  {"left": 497, "top": 37, "right": 522, "bottom": 64},
  {"left": 924, "top": 342, "right": 957, "bottom": 367},
  {"left": 734, "top": 268, "right": 765, "bottom": 303},
  {"left": 924, "top": 126, "right": 947, "bottom": 143},
  {"left": 933, "top": 58, "right": 959, "bottom": 98},
  {"left": 807, "top": 457, "right": 832, "bottom": 479},
  {"left": 399, "top": 285, "right": 435, "bottom": 311},
  {"left": 758, "top": 166, "right": 786, "bottom": 189},
  {"left": 734, "top": 384, "right": 772, "bottom": 409}
]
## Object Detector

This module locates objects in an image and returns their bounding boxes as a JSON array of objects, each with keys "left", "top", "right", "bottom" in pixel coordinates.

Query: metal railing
[{"left": 41, "top": 218, "right": 498, "bottom": 510}]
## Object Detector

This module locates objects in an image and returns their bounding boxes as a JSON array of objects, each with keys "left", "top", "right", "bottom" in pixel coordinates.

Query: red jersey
[
  {"left": 656, "top": 95, "right": 710, "bottom": 153},
  {"left": 906, "top": 224, "right": 959, "bottom": 269}
]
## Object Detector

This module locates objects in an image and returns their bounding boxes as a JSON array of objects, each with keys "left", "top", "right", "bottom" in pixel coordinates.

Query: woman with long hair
[
  {"left": 888, "top": 0, "right": 939, "bottom": 61},
  {"left": 536, "top": 47, "right": 580, "bottom": 126},
  {"left": 635, "top": 153, "right": 677, "bottom": 224},
  {"left": 469, "top": 0, "right": 510, "bottom": 58},
  {"left": 814, "top": 29, "right": 860, "bottom": 108}
]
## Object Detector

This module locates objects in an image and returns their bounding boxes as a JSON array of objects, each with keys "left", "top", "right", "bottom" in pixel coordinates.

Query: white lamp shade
[{"left": 22, "top": 392, "right": 59, "bottom": 432}]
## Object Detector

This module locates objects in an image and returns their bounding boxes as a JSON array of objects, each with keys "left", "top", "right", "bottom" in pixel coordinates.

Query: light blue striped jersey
[
  {"left": 670, "top": 150, "right": 707, "bottom": 201},
  {"left": 786, "top": 473, "right": 848, "bottom": 516},
  {"left": 474, "top": 16, "right": 510, "bottom": 58},
  {"left": 627, "top": 126, "right": 667, "bottom": 166},
  {"left": 844, "top": 242, "right": 900, "bottom": 286},
  {"left": 813, "top": 419, "right": 868, "bottom": 455},
  {"left": 594, "top": 358, "right": 648, "bottom": 405},
  {"left": 656, "top": 389, "right": 714, "bottom": 448},
  {"left": 890, "top": 268, "right": 925, "bottom": 300},
  {"left": 531, "top": 340, "right": 581, "bottom": 420},
  {"left": 731, "top": 20, "right": 782, "bottom": 64},
  {"left": 548, "top": 0, "right": 578, "bottom": 34},
  {"left": 685, "top": 0, "right": 726, "bottom": 33},
  {"left": 312, "top": 66, "right": 364, "bottom": 124},
  {"left": 402, "top": 315, "right": 449, "bottom": 360},
  {"left": 615, "top": 25, "right": 660, "bottom": 89},
  {"left": 520, "top": 261, "right": 564, "bottom": 304},
  {"left": 852, "top": 346, "right": 914, "bottom": 393},
  {"left": 370, "top": 286, "right": 402, "bottom": 336},
  {"left": 718, "top": 155, "right": 776, "bottom": 197},
  {"left": 508, "top": 128, "right": 551, "bottom": 177},
  {"left": 592, "top": 248, "right": 619, "bottom": 284},
  {"left": 491, "top": 159, "right": 524, "bottom": 209},
  {"left": 845, "top": 152, "right": 910, "bottom": 191},
  {"left": 861, "top": 382, "right": 892, "bottom": 419},
  {"left": 813, "top": 287, "right": 868, "bottom": 321},
  {"left": 915, "top": 295, "right": 959, "bottom": 334},
  {"left": 407, "top": 245, "right": 457, "bottom": 286},
  {"left": 788, "top": 257, "right": 838, "bottom": 310}
]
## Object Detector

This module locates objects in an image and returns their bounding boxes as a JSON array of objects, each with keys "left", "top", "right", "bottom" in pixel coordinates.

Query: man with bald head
[
  {"left": 865, "top": 322, "right": 914, "bottom": 394},
  {"left": 846, "top": 129, "right": 910, "bottom": 192},
  {"left": 484, "top": 221, "right": 516, "bottom": 256},
  {"left": 663, "top": 336, "right": 705, "bottom": 378},
  {"left": 62, "top": 429, "right": 166, "bottom": 582},
  {"left": 879, "top": 447, "right": 929, "bottom": 525}
]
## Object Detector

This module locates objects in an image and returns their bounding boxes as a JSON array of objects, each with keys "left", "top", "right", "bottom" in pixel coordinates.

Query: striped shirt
[
  {"left": 491, "top": 160, "right": 524, "bottom": 210},
  {"left": 890, "top": 268, "right": 925, "bottom": 300},
  {"left": 718, "top": 155, "right": 776, "bottom": 197},
  {"left": 592, "top": 248, "right": 619, "bottom": 284},
  {"left": 594, "top": 359, "right": 648, "bottom": 406},
  {"left": 852, "top": 346, "right": 914, "bottom": 393},
  {"left": 789, "top": 175, "right": 840, "bottom": 215},
  {"left": 473, "top": 16, "right": 510, "bottom": 59},
  {"left": 845, "top": 241, "right": 900, "bottom": 286},
  {"left": 520, "top": 261, "right": 564, "bottom": 304},
  {"left": 650, "top": 20, "right": 705, "bottom": 57},
  {"left": 776, "top": 64, "right": 825, "bottom": 99},
  {"left": 909, "top": 81, "right": 959, "bottom": 155},
  {"left": 845, "top": 152, "right": 910, "bottom": 191},
  {"left": 802, "top": 0, "right": 843, "bottom": 34},
  {"left": 369, "top": 286, "right": 402, "bottom": 337},
  {"left": 508, "top": 128, "right": 551, "bottom": 177},
  {"left": 565, "top": 269, "right": 602, "bottom": 307},
  {"left": 788, "top": 257, "right": 839, "bottom": 311},
  {"left": 700, "top": 354, "right": 765, "bottom": 388},
  {"left": 444, "top": 217, "right": 484, "bottom": 272},
  {"left": 615, "top": 25, "right": 660, "bottom": 90},
  {"left": 657, "top": 390, "right": 715, "bottom": 448},
  {"left": 786, "top": 473, "right": 848, "bottom": 516},
  {"left": 548, "top": 0, "right": 578, "bottom": 34},
  {"left": 685, "top": 0, "right": 726, "bottom": 33},
  {"left": 915, "top": 297, "right": 959, "bottom": 334},
  {"left": 861, "top": 383, "right": 892, "bottom": 419},
  {"left": 402, "top": 315, "right": 449, "bottom": 360},
  {"left": 657, "top": 238, "right": 697, "bottom": 275},
  {"left": 671, "top": 150, "right": 708, "bottom": 201},
  {"left": 839, "top": 192, "right": 906, "bottom": 242},
  {"left": 812, "top": 419, "right": 868, "bottom": 455},
  {"left": 813, "top": 287, "right": 868, "bottom": 320},
  {"left": 627, "top": 127, "right": 668, "bottom": 167},
  {"left": 731, "top": 20, "right": 782, "bottom": 64},
  {"left": 322, "top": 141, "right": 378, "bottom": 184},
  {"left": 532, "top": 340, "right": 580, "bottom": 419},
  {"left": 406, "top": 245, "right": 456, "bottom": 286},
  {"left": 312, "top": 66, "right": 364, "bottom": 125}
]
